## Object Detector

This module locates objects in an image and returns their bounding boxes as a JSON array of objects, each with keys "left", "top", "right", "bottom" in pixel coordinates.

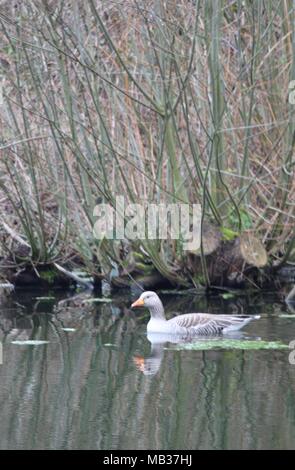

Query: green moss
[{"left": 39, "top": 268, "right": 57, "bottom": 284}]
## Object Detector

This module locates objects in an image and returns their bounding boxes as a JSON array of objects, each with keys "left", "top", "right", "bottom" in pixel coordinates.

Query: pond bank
[{"left": 1, "top": 263, "right": 294, "bottom": 309}]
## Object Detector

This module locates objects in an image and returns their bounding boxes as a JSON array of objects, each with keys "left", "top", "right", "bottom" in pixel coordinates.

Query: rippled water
[{"left": 0, "top": 288, "right": 294, "bottom": 450}]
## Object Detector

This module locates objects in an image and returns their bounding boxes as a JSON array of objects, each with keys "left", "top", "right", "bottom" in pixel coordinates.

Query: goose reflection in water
[{"left": 133, "top": 331, "right": 258, "bottom": 376}]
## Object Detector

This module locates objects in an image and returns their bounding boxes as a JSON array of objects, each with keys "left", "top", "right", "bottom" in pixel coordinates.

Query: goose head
[{"left": 131, "top": 291, "right": 165, "bottom": 319}]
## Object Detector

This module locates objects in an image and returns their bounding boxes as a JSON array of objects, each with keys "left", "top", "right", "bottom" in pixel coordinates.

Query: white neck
[{"left": 148, "top": 299, "right": 166, "bottom": 320}]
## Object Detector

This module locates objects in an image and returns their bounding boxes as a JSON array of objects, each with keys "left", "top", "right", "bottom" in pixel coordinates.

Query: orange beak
[
  {"left": 133, "top": 356, "right": 145, "bottom": 372},
  {"left": 131, "top": 298, "right": 145, "bottom": 308},
  {"left": 133, "top": 355, "right": 145, "bottom": 366}
]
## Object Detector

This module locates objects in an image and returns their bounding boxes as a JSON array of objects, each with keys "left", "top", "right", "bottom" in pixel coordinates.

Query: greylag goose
[{"left": 131, "top": 291, "right": 260, "bottom": 336}]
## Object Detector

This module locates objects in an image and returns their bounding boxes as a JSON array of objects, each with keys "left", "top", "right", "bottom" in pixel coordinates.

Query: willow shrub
[{"left": 0, "top": 0, "right": 294, "bottom": 286}]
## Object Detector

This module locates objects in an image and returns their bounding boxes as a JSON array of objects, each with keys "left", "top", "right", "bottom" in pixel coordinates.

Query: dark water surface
[{"left": 0, "top": 288, "right": 295, "bottom": 450}]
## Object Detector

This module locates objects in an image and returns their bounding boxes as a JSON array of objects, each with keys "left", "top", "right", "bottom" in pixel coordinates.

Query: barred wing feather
[{"left": 168, "top": 313, "right": 256, "bottom": 335}]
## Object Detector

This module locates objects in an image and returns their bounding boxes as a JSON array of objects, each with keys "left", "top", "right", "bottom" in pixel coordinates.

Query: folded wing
[{"left": 168, "top": 313, "right": 255, "bottom": 335}]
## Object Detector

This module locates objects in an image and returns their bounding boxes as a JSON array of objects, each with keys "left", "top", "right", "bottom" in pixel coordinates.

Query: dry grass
[{"left": 0, "top": 0, "right": 294, "bottom": 285}]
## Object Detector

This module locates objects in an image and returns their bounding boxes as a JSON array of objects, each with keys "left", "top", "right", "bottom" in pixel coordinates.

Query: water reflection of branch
[
  {"left": 286, "top": 285, "right": 295, "bottom": 303},
  {"left": 286, "top": 288, "right": 295, "bottom": 314}
]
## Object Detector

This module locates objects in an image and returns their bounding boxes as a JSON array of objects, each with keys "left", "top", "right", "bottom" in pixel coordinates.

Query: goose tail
[{"left": 223, "top": 315, "right": 260, "bottom": 333}]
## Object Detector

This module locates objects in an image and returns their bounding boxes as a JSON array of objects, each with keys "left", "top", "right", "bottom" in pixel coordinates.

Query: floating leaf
[
  {"left": 11, "top": 340, "right": 50, "bottom": 345},
  {"left": 165, "top": 339, "right": 288, "bottom": 351},
  {"left": 221, "top": 292, "right": 236, "bottom": 299},
  {"left": 83, "top": 298, "right": 113, "bottom": 303}
]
